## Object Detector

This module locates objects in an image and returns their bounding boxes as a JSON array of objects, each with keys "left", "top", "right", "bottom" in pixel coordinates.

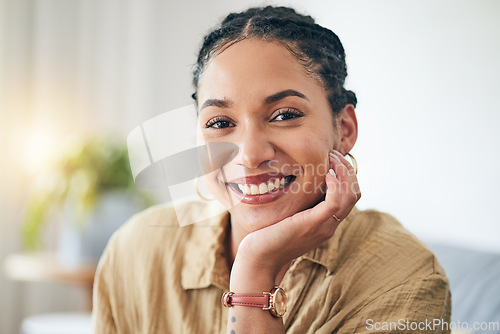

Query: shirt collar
[{"left": 181, "top": 202, "right": 231, "bottom": 291}]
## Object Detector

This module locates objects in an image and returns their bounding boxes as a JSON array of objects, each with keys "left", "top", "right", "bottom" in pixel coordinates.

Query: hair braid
[{"left": 192, "top": 6, "right": 357, "bottom": 114}]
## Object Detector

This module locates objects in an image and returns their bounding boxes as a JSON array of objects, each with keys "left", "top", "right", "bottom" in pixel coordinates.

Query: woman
[{"left": 93, "top": 6, "right": 451, "bottom": 333}]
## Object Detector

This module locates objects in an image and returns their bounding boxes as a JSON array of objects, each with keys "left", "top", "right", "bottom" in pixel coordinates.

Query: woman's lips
[{"left": 226, "top": 175, "right": 296, "bottom": 205}]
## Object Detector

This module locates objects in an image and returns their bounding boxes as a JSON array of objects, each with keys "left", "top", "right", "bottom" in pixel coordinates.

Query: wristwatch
[{"left": 221, "top": 286, "right": 287, "bottom": 318}]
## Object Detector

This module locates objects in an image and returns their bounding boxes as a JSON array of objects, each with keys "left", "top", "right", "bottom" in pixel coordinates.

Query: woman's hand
[
  {"left": 226, "top": 150, "right": 361, "bottom": 333},
  {"left": 235, "top": 150, "right": 361, "bottom": 278}
]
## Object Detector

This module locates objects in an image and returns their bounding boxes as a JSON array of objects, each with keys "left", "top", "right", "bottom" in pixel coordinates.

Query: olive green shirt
[{"left": 92, "top": 200, "right": 451, "bottom": 333}]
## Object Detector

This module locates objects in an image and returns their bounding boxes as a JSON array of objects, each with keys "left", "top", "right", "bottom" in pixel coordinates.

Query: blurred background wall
[{"left": 1, "top": 0, "right": 499, "bottom": 333}]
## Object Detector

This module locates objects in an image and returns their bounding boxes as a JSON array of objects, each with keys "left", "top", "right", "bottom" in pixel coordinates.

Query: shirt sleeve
[
  {"left": 92, "top": 242, "right": 118, "bottom": 334},
  {"left": 318, "top": 273, "right": 452, "bottom": 334}
]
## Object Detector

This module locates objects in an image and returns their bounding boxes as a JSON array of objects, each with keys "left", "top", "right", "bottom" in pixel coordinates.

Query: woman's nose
[{"left": 236, "top": 126, "right": 276, "bottom": 169}]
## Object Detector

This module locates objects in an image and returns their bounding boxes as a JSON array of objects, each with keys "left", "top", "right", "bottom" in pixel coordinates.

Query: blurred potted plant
[{"left": 22, "top": 136, "right": 153, "bottom": 265}]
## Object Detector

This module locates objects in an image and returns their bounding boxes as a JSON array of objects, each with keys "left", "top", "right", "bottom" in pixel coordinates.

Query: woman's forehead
[{"left": 197, "top": 39, "right": 324, "bottom": 103}]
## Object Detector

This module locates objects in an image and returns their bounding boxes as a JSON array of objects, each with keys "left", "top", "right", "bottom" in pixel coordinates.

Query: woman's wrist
[
  {"left": 229, "top": 233, "right": 284, "bottom": 288},
  {"left": 230, "top": 255, "right": 277, "bottom": 292}
]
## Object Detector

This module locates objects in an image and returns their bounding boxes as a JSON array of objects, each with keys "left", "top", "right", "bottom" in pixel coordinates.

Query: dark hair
[{"left": 192, "top": 6, "right": 357, "bottom": 115}]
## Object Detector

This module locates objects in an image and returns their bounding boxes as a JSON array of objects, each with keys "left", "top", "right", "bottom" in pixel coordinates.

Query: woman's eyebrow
[
  {"left": 200, "top": 98, "right": 232, "bottom": 111},
  {"left": 264, "top": 89, "right": 309, "bottom": 104},
  {"left": 200, "top": 89, "right": 308, "bottom": 112}
]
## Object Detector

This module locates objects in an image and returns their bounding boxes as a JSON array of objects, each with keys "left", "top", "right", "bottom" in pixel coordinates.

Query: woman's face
[{"left": 197, "top": 39, "right": 339, "bottom": 232}]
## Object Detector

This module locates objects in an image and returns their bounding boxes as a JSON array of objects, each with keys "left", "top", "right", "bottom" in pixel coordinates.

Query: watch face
[{"left": 272, "top": 287, "right": 287, "bottom": 316}]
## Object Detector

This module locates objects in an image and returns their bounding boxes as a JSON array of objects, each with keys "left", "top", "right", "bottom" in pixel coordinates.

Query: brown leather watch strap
[
  {"left": 222, "top": 286, "right": 287, "bottom": 318},
  {"left": 222, "top": 292, "right": 270, "bottom": 309},
  {"left": 232, "top": 293, "right": 269, "bottom": 308}
]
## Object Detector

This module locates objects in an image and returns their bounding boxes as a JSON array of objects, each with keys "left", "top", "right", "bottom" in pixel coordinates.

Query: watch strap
[{"left": 222, "top": 292, "right": 270, "bottom": 309}]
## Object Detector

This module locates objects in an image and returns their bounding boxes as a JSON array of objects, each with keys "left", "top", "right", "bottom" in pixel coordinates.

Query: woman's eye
[
  {"left": 272, "top": 109, "right": 303, "bottom": 121},
  {"left": 205, "top": 117, "right": 235, "bottom": 129}
]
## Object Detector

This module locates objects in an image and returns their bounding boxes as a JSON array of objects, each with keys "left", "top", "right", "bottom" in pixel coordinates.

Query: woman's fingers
[
  {"left": 332, "top": 150, "right": 361, "bottom": 198},
  {"left": 309, "top": 151, "right": 360, "bottom": 224},
  {"left": 331, "top": 151, "right": 356, "bottom": 177},
  {"left": 306, "top": 165, "right": 342, "bottom": 224},
  {"left": 328, "top": 151, "right": 361, "bottom": 219},
  {"left": 332, "top": 151, "right": 361, "bottom": 194}
]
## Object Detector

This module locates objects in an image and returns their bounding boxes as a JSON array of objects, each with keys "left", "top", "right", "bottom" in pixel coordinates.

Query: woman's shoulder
[
  {"left": 284, "top": 209, "right": 451, "bottom": 332},
  {"left": 102, "top": 198, "right": 228, "bottom": 258},
  {"left": 336, "top": 207, "right": 447, "bottom": 283},
  {"left": 325, "top": 209, "right": 451, "bottom": 331}
]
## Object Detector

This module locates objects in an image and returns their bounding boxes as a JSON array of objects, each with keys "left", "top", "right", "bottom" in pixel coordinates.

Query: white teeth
[
  {"left": 250, "top": 184, "right": 259, "bottom": 195},
  {"left": 268, "top": 182, "right": 275, "bottom": 192},
  {"left": 235, "top": 177, "right": 292, "bottom": 195}
]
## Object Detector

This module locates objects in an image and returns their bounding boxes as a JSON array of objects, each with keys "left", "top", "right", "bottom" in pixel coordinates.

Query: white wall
[{"left": 285, "top": 0, "right": 500, "bottom": 252}]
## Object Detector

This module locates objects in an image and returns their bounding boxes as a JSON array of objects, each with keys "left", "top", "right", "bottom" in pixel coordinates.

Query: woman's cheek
[{"left": 302, "top": 168, "right": 327, "bottom": 197}]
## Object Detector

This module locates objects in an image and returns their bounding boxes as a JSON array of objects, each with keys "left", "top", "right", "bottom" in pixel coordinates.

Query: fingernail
[
  {"left": 333, "top": 150, "right": 344, "bottom": 157},
  {"left": 329, "top": 152, "right": 340, "bottom": 161},
  {"left": 329, "top": 168, "right": 336, "bottom": 177}
]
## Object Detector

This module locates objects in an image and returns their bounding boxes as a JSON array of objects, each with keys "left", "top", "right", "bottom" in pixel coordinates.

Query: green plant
[{"left": 22, "top": 137, "right": 152, "bottom": 251}]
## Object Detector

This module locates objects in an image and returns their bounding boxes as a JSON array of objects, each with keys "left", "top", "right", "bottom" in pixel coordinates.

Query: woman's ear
[{"left": 336, "top": 104, "right": 358, "bottom": 155}]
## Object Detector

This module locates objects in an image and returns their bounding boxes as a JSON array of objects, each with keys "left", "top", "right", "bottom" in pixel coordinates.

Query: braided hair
[{"left": 192, "top": 6, "right": 357, "bottom": 115}]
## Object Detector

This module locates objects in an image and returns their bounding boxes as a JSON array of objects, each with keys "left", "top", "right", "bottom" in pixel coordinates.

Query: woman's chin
[{"left": 228, "top": 205, "right": 294, "bottom": 232}]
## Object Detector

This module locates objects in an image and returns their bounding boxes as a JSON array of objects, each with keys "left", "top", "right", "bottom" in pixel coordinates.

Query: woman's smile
[{"left": 225, "top": 172, "right": 297, "bottom": 204}]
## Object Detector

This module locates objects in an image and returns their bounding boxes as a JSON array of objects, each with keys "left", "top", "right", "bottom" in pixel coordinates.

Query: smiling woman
[
  {"left": 92, "top": 6, "right": 451, "bottom": 334},
  {"left": 197, "top": 38, "right": 354, "bottom": 233}
]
